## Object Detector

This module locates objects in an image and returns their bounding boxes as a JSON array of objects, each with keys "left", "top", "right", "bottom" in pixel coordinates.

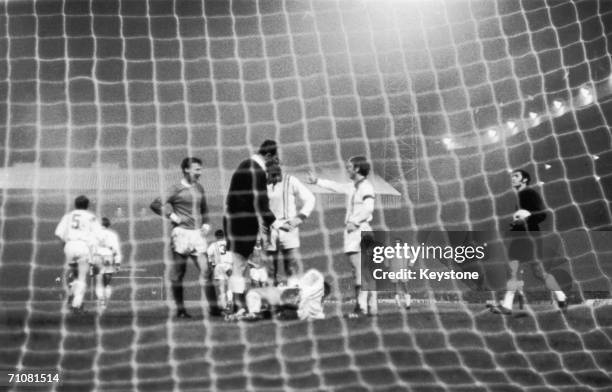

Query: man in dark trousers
[
  {"left": 224, "top": 140, "right": 277, "bottom": 314},
  {"left": 491, "top": 169, "right": 568, "bottom": 315}
]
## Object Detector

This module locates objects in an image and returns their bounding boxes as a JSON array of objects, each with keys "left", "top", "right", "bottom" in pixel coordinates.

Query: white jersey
[
  {"left": 207, "top": 240, "right": 232, "bottom": 267},
  {"left": 267, "top": 174, "right": 315, "bottom": 251},
  {"left": 316, "top": 178, "right": 374, "bottom": 226},
  {"left": 97, "top": 228, "right": 122, "bottom": 265},
  {"left": 55, "top": 209, "right": 102, "bottom": 247}
]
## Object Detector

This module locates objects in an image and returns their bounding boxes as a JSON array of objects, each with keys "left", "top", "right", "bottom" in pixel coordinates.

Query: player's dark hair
[
  {"left": 74, "top": 195, "right": 89, "bottom": 210},
  {"left": 266, "top": 157, "right": 282, "bottom": 185},
  {"left": 180, "top": 157, "right": 203, "bottom": 174},
  {"left": 101, "top": 217, "right": 111, "bottom": 228},
  {"left": 349, "top": 156, "right": 371, "bottom": 177},
  {"left": 513, "top": 169, "right": 531, "bottom": 185},
  {"left": 214, "top": 229, "right": 224, "bottom": 238},
  {"left": 323, "top": 281, "right": 331, "bottom": 300},
  {"left": 258, "top": 139, "right": 278, "bottom": 158}
]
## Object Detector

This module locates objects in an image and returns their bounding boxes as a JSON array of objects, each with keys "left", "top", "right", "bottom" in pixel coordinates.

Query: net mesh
[{"left": 1, "top": 0, "right": 612, "bottom": 391}]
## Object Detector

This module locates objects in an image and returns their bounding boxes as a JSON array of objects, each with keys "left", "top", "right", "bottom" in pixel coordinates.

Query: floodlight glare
[
  {"left": 528, "top": 112, "right": 541, "bottom": 127},
  {"left": 506, "top": 120, "right": 519, "bottom": 135},
  {"left": 552, "top": 99, "right": 566, "bottom": 116},
  {"left": 578, "top": 85, "right": 594, "bottom": 106}
]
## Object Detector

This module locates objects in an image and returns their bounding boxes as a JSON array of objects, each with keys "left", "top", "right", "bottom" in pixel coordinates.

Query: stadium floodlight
[
  {"left": 442, "top": 137, "right": 455, "bottom": 150},
  {"left": 506, "top": 120, "right": 519, "bottom": 135},
  {"left": 528, "top": 112, "right": 541, "bottom": 127},
  {"left": 595, "top": 175, "right": 601, "bottom": 181},
  {"left": 486, "top": 129, "right": 499, "bottom": 142},
  {"left": 552, "top": 99, "right": 566, "bottom": 117},
  {"left": 577, "top": 85, "right": 594, "bottom": 106},
  {"left": 593, "top": 155, "right": 599, "bottom": 160},
  {"left": 545, "top": 164, "right": 552, "bottom": 170}
]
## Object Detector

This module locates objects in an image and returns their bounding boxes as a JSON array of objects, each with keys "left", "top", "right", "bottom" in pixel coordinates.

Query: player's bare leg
[
  {"left": 346, "top": 252, "right": 367, "bottom": 318},
  {"left": 71, "top": 256, "right": 90, "bottom": 313},
  {"left": 228, "top": 251, "right": 249, "bottom": 313}
]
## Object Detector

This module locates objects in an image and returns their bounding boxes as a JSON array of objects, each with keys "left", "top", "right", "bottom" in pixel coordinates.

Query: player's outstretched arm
[{"left": 306, "top": 171, "right": 350, "bottom": 194}]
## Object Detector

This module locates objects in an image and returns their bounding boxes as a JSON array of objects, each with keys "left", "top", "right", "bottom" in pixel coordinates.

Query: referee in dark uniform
[{"left": 224, "top": 140, "right": 277, "bottom": 314}]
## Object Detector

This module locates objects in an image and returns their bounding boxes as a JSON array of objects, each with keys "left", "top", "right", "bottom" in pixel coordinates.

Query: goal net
[{"left": 1, "top": 0, "right": 611, "bottom": 390}]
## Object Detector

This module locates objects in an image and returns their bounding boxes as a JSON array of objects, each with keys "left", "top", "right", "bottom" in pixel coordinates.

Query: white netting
[{"left": 1, "top": 0, "right": 612, "bottom": 391}]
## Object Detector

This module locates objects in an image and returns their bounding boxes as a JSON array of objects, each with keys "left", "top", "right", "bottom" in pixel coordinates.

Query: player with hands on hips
[{"left": 151, "top": 157, "right": 211, "bottom": 319}]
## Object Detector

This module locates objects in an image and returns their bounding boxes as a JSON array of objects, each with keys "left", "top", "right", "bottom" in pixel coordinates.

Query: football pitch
[{"left": 2, "top": 300, "right": 612, "bottom": 391}]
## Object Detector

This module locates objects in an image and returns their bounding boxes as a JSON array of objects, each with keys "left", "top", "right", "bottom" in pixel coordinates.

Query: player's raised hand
[
  {"left": 306, "top": 171, "right": 318, "bottom": 185},
  {"left": 279, "top": 221, "right": 293, "bottom": 231}
]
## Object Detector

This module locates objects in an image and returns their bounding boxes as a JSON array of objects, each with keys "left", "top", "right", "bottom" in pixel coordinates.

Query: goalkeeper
[{"left": 491, "top": 169, "right": 568, "bottom": 315}]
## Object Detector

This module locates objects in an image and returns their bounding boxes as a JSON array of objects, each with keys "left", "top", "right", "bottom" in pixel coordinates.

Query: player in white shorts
[
  {"left": 248, "top": 238, "right": 270, "bottom": 288},
  {"left": 265, "top": 158, "right": 315, "bottom": 285},
  {"left": 54, "top": 195, "right": 103, "bottom": 314},
  {"left": 207, "top": 229, "right": 233, "bottom": 314},
  {"left": 387, "top": 237, "right": 414, "bottom": 310},
  {"left": 237, "top": 268, "right": 328, "bottom": 321},
  {"left": 151, "top": 157, "right": 211, "bottom": 319},
  {"left": 307, "top": 156, "right": 377, "bottom": 317},
  {"left": 91, "top": 217, "right": 122, "bottom": 311}
]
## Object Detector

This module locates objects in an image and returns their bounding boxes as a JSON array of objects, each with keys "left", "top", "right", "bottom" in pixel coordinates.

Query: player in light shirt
[
  {"left": 207, "top": 229, "right": 233, "bottom": 314},
  {"left": 265, "top": 158, "right": 315, "bottom": 284},
  {"left": 92, "top": 217, "right": 122, "bottom": 311},
  {"left": 307, "top": 156, "right": 377, "bottom": 317},
  {"left": 55, "top": 195, "right": 103, "bottom": 313}
]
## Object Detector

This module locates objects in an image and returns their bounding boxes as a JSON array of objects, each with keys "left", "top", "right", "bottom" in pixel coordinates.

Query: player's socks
[
  {"left": 71, "top": 281, "right": 86, "bottom": 309},
  {"left": 95, "top": 285, "right": 104, "bottom": 301},
  {"left": 500, "top": 290, "right": 515, "bottom": 310},
  {"left": 517, "top": 292, "right": 524, "bottom": 310},
  {"left": 394, "top": 294, "right": 402, "bottom": 309},
  {"left": 104, "top": 286, "right": 112, "bottom": 302},
  {"left": 367, "top": 291, "right": 378, "bottom": 315},
  {"left": 171, "top": 283, "right": 185, "bottom": 310},
  {"left": 404, "top": 293, "right": 412, "bottom": 310},
  {"left": 357, "top": 289, "right": 368, "bottom": 314}
]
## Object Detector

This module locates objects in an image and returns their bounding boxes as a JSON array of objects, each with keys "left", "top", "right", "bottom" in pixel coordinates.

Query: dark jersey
[
  {"left": 150, "top": 181, "right": 209, "bottom": 230},
  {"left": 510, "top": 188, "right": 546, "bottom": 231}
]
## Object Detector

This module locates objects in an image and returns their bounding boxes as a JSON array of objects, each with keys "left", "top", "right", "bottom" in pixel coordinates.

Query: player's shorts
[
  {"left": 171, "top": 227, "right": 207, "bottom": 256},
  {"left": 343, "top": 223, "right": 372, "bottom": 253},
  {"left": 95, "top": 247, "right": 117, "bottom": 274},
  {"left": 249, "top": 265, "right": 269, "bottom": 283},
  {"left": 64, "top": 241, "right": 92, "bottom": 264},
  {"left": 213, "top": 262, "right": 232, "bottom": 280},
  {"left": 265, "top": 225, "right": 300, "bottom": 252}
]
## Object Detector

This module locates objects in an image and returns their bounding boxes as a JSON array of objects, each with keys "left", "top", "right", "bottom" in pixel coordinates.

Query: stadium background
[
  {"left": 1, "top": 0, "right": 610, "bottom": 301},
  {"left": 1, "top": 0, "right": 612, "bottom": 391}
]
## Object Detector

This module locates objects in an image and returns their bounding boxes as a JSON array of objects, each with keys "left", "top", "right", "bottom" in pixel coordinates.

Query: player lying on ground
[
  {"left": 229, "top": 269, "right": 329, "bottom": 321},
  {"left": 91, "top": 217, "right": 122, "bottom": 311},
  {"left": 55, "top": 195, "right": 103, "bottom": 314}
]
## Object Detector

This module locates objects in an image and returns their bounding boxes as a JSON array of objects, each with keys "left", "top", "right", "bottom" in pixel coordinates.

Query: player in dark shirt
[
  {"left": 151, "top": 157, "right": 210, "bottom": 319},
  {"left": 491, "top": 169, "right": 568, "bottom": 315}
]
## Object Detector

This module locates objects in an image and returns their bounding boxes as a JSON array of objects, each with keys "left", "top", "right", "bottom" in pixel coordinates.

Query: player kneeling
[
  {"left": 92, "top": 217, "right": 122, "bottom": 311},
  {"left": 231, "top": 269, "right": 328, "bottom": 321}
]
